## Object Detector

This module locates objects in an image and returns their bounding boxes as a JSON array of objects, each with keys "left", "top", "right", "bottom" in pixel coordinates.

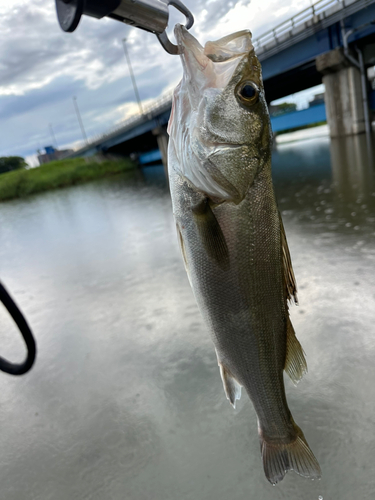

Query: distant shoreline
[{"left": 0, "top": 157, "right": 136, "bottom": 202}]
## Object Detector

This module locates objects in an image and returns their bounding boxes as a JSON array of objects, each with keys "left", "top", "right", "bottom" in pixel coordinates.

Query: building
[{"left": 37, "top": 146, "right": 74, "bottom": 165}]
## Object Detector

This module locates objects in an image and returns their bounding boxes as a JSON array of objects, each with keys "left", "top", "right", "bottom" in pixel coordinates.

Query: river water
[{"left": 0, "top": 130, "right": 374, "bottom": 499}]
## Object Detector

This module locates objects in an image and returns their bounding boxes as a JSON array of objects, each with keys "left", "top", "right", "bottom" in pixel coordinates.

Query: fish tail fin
[{"left": 259, "top": 422, "right": 321, "bottom": 485}]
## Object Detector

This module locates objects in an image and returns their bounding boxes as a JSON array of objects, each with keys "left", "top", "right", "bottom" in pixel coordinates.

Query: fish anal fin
[
  {"left": 218, "top": 362, "right": 242, "bottom": 408},
  {"left": 284, "top": 318, "right": 307, "bottom": 385},
  {"left": 279, "top": 212, "right": 298, "bottom": 305},
  {"left": 260, "top": 422, "right": 321, "bottom": 485},
  {"left": 192, "top": 198, "right": 230, "bottom": 271}
]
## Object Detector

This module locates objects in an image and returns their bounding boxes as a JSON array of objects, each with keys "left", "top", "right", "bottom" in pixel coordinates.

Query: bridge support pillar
[
  {"left": 316, "top": 48, "right": 365, "bottom": 137},
  {"left": 152, "top": 127, "right": 169, "bottom": 177}
]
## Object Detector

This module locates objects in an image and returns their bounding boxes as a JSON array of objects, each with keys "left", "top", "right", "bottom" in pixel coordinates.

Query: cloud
[
  {"left": 0, "top": 0, "right": 315, "bottom": 159},
  {"left": 1, "top": 67, "right": 171, "bottom": 157},
  {"left": 0, "top": 0, "right": 180, "bottom": 157}
]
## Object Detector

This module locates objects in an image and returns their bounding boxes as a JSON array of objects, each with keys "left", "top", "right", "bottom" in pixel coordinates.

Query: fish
[{"left": 167, "top": 24, "right": 321, "bottom": 485}]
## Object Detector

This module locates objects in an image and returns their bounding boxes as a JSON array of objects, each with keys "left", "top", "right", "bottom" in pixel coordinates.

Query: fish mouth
[
  {"left": 175, "top": 24, "right": 253, "bottom": 64},
  {"left": 175, "top": 24, "right": 254, "bottom": 91}
]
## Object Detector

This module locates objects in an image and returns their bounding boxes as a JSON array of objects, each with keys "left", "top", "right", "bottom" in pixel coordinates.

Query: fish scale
[{"left": 167, "top": 24, "right": 321, "bottom": 485}]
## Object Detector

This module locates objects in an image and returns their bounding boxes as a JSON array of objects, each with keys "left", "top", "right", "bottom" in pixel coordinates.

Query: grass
[{"left": 0, "top": 156, "right": 136, "bottom": 202}]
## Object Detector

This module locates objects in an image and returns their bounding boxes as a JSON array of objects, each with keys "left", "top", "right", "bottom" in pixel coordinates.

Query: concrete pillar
[
  {"left": 330, "top": 134, "right": 374, "bottom": 202},
  {"left": 152, "top": 126, "right": 169, "bottom": 179},
  {"left": 316, "top": 48, "right": 365, "bottom": 137}
]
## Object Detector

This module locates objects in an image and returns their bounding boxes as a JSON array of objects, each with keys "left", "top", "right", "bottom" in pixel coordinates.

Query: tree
[
  {"left": 0, "top": 156, "right": 27, "bottom": 174},
  {"left": 269, "top": 102, "right": 297, "bottom": 117}
]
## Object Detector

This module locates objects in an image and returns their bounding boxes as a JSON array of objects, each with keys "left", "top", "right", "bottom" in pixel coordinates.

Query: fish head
[{"left": 168, "top": 25, "right": 272, "bottom": 203}]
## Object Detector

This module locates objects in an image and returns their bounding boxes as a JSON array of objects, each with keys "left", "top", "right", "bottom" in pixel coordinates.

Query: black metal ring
[
  {"left": 0, "top": 282, "right": 36, "bottom": 375},
  {"left": 157, "top": 0, "right": 195, "bottom": 54}
]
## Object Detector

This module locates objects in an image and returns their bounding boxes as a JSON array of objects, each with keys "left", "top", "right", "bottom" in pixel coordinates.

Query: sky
[{"left": 0, "top": 0, "right": 322, "bottom": 165}]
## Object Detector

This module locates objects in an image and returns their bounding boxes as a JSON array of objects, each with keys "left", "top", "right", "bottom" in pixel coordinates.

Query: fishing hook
[{"left": 157, "top": 0, "right": 194, "bottom": 55}]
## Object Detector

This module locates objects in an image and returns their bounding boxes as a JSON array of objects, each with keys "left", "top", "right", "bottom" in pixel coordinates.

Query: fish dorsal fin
[
  {"left": 284, "top": 318, "right": 307, "bottom": 385},
  {"left": 279, "top": 212, "right": 305, "bottom": 383},
  {"left": 192, "top": 199, "right": 230, "bottom": 271},
  {"left": 279, "top": 212, "right": 298, "bottom": 305}
]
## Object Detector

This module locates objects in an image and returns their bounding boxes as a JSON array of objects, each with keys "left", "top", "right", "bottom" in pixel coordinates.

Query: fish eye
[{"left": 236, "top": 81, "right": 259, "bottom": 105}]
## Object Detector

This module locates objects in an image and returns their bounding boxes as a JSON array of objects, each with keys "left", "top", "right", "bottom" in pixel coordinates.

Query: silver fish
[{"left": 167, "top": 25, "right": 321, "bottom": 485}]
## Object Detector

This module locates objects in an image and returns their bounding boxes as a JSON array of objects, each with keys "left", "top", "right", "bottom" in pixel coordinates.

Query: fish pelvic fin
[
  {"left": 284, "top": 318, "right": 307, "bottom": 385},
  {"left": 279, "top": 211, "right": 298, "bottom": 305},
  {"left": 192, "top": 198, "right": 230, "bottom": 271},
  {"left": 260, "top": 422, "right": 321, "bottom": 485},
  {"left": 176, "top": 224, "right": 191, "bottom": 283},
  {"left": 218, "top": 361, "right": 242, "bottom": 409}
]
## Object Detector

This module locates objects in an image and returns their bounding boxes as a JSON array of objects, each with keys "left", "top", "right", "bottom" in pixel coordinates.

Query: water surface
[{"left": 0, "top": 131, "right": 374, "bottom": 499}]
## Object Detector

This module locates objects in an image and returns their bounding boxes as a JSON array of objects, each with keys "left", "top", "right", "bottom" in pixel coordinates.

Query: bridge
[{"left": 67, "top": 0, "right": 375, "bottom": 163}]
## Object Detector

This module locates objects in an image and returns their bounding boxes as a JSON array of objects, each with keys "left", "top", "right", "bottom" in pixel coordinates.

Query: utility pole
[
  {"left": 49, "top": 123, "right": 58, "bottom": 149},
  {"left": 73, "top": 96, "right": 88, "bottom": 145},
  {"left": 122, "top": 38, "right": 144, "bottom": 116}
]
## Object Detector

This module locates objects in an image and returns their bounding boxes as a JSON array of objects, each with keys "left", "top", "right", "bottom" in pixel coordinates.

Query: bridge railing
[
  {"left": 82, "top": 91, "right": 173, "bottom": 150},
  {"left": 253, "top": 0, "right": 344, "bottom": 52}
]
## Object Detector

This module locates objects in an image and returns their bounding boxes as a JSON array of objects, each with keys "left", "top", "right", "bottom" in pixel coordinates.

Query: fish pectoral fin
[
  {"left": 284, "top": 318, "right": 307, "bottom": 385},
  {"left": 279, "top": 212, "right": 298, "bottom": 305},
  {"left": 218, "top": 362, "right": 242, "bottom": 409},
  {"left": 192, "top": 198, "right": 230, "bottom": 271}
]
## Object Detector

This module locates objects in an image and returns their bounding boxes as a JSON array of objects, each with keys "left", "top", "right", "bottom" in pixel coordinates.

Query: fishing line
[{"left": 0, "top": 281, "right": 36, "bottom": 375}]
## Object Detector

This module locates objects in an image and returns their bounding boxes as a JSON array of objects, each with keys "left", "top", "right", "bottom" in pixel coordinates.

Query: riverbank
[{"left": 0, "top": 157, "right": 135, "bottom": 202}]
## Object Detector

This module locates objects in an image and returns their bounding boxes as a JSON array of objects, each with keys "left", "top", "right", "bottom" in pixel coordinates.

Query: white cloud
[
  {"left": 25, "top": 154, "right": 39, "bottom": 168},
  {"left": 271, "top": 83, "right": 325, "bottom": 110}
]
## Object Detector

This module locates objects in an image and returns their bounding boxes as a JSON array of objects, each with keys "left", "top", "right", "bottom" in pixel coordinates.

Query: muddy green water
[{"left": 0, "top": 131, "right": 374, "bottom": 499}]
